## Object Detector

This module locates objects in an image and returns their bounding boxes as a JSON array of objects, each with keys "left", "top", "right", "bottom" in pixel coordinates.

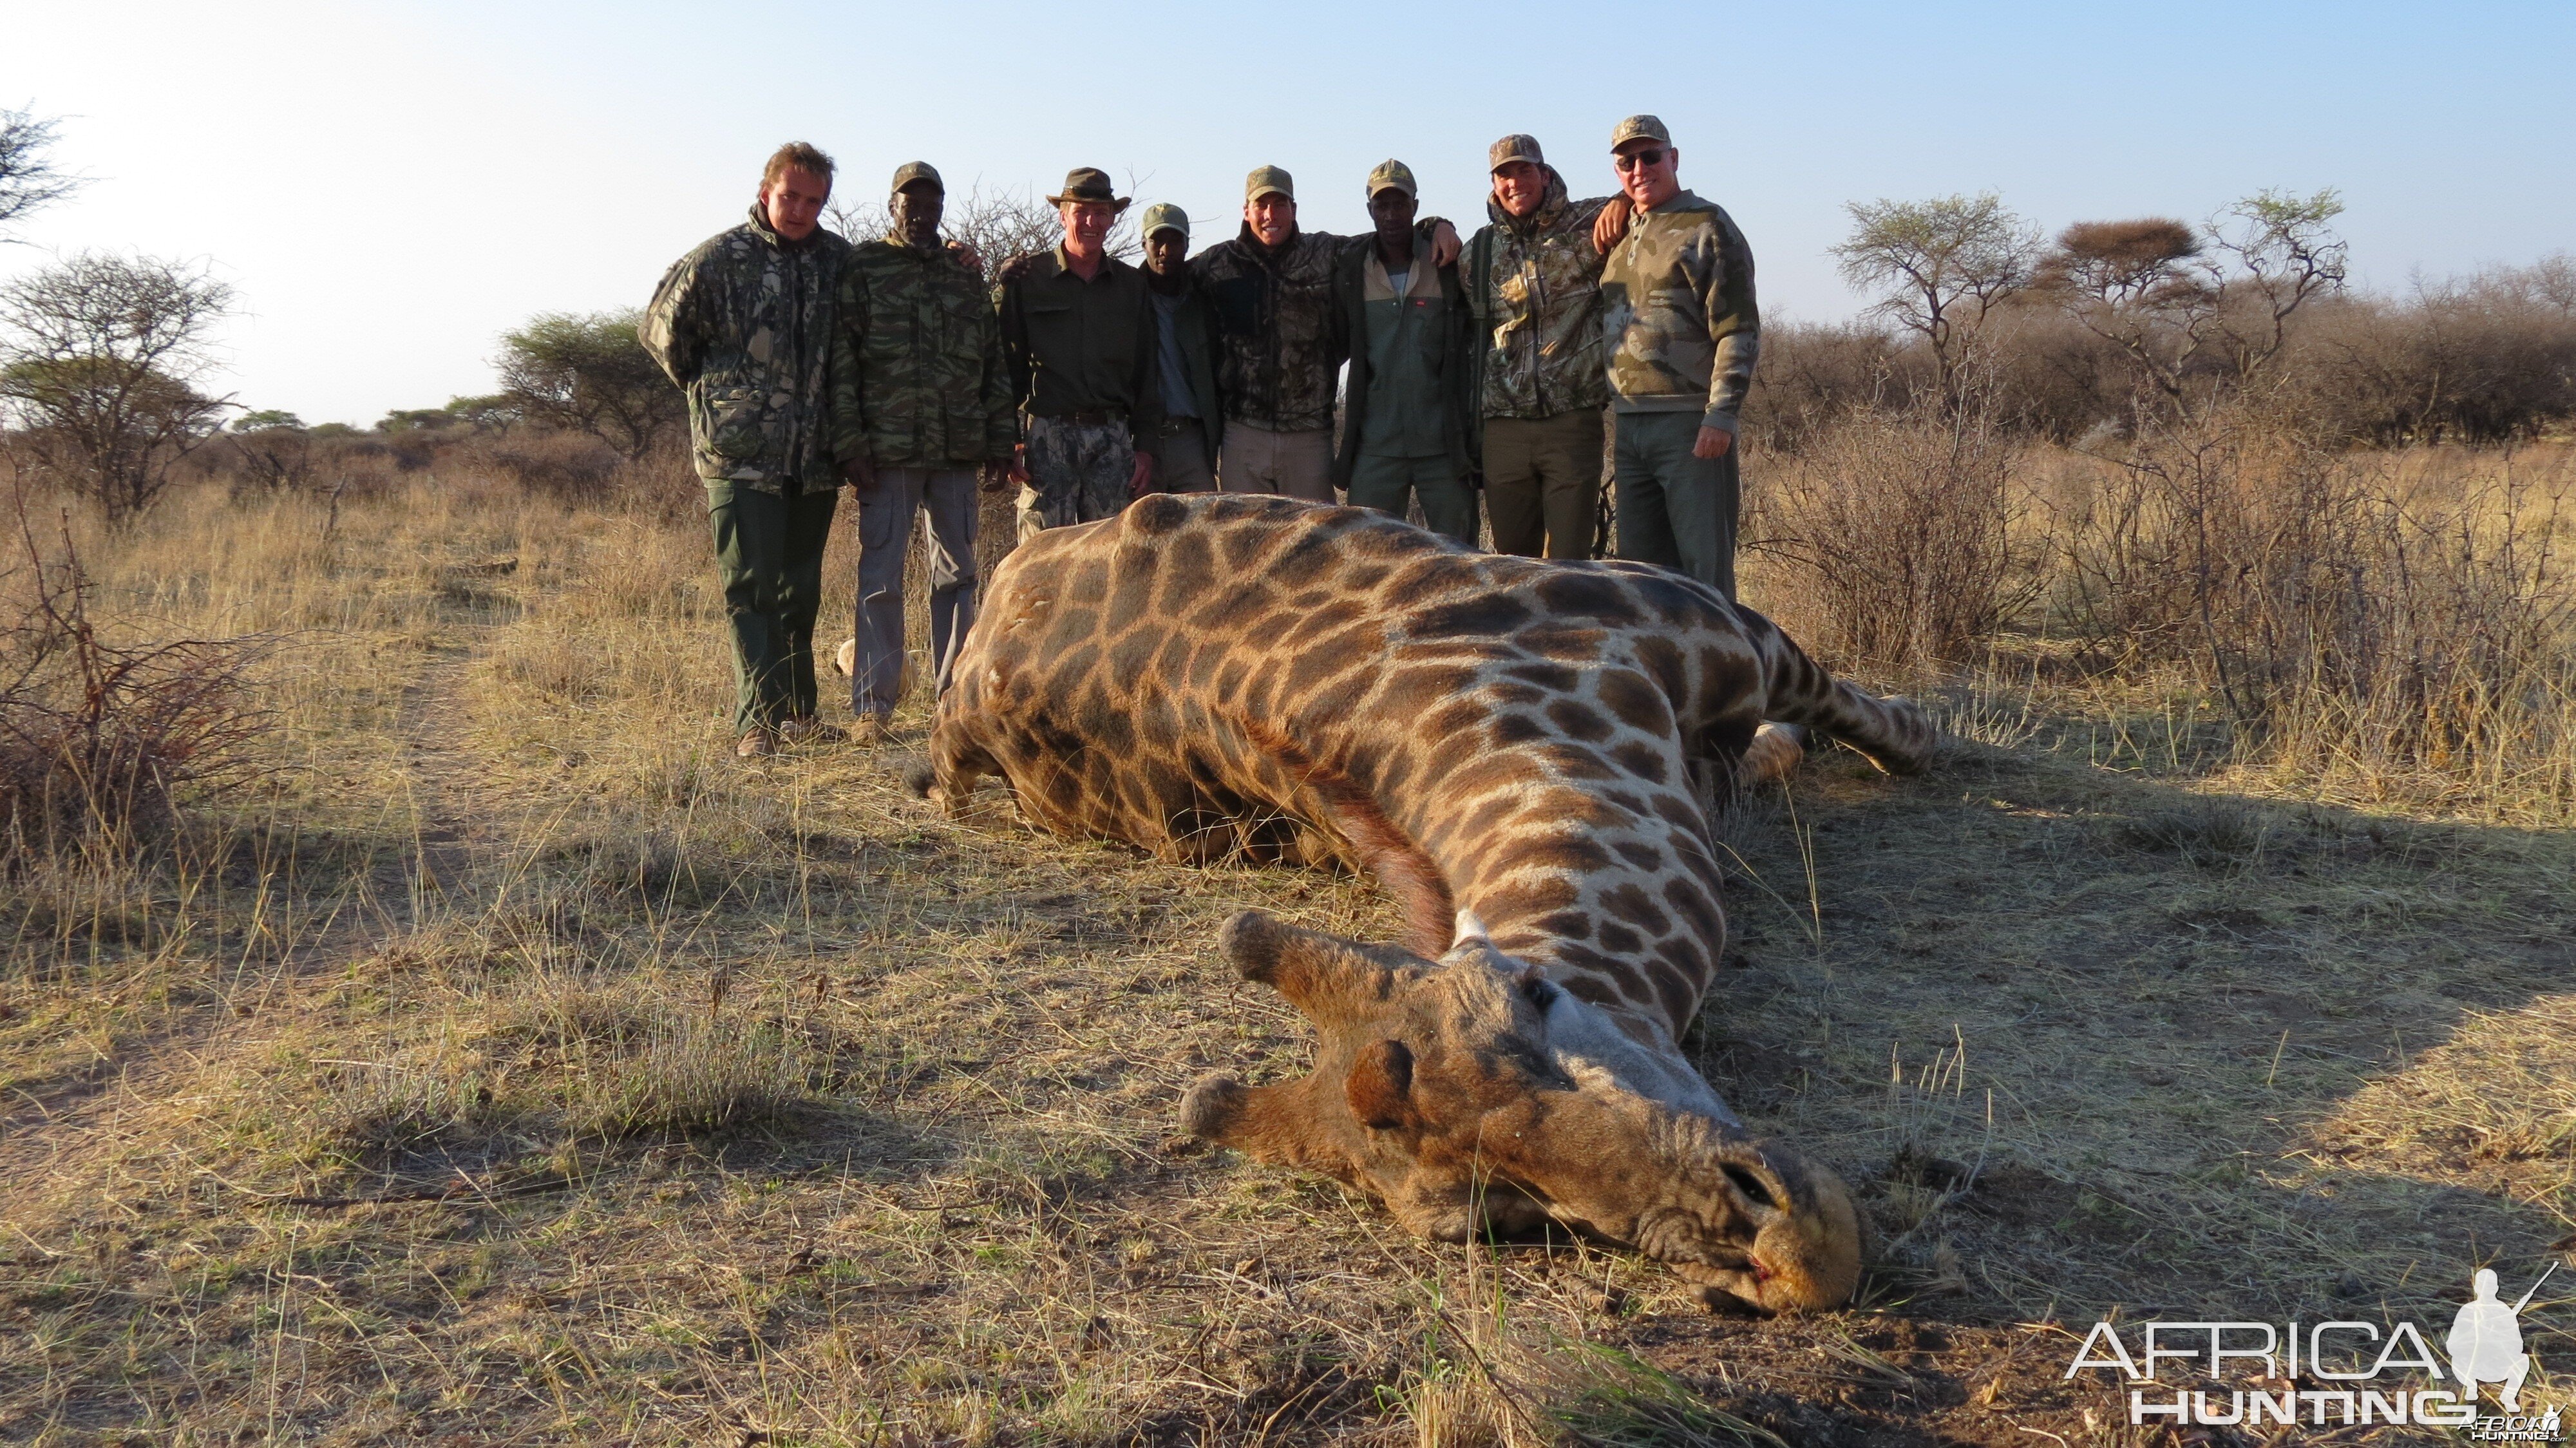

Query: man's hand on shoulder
[
  {"left": 946, "top": 239, "right": 986, "bottom": 276},
  {"left": 1593, "top": 198, "right": 1634, "bottom": 256},
  {"left": 1428, "top": 218, "right": 1461, "bottom": 269}
]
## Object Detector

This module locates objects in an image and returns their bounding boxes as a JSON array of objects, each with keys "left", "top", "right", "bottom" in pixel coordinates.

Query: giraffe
[{"left": 918, "top": 493, "right": 1935, "bottom": 1313}]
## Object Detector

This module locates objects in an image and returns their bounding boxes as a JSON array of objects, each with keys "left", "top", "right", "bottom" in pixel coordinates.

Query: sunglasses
[{"left": 1613, "top": 148, "right": 1669, "bottom": 171}]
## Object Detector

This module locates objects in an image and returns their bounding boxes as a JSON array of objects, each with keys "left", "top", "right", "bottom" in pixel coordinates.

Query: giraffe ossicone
[{"left": 922, "top": 494, "right": 1935, "bottom": 1313}]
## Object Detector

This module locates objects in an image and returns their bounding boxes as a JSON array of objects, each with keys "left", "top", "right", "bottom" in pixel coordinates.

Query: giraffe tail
[{"left": 1739, "top": 609, "right": 1938, "bottom": 779}]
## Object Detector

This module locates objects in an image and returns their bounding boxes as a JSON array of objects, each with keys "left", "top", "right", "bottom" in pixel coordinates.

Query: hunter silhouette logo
[
  {"left": 2063, "top": 1261, "right": 2563, "bottom": 1434},
  {"left": 2452, "top": 1265, "right": 2550, "bottom": 1412}
]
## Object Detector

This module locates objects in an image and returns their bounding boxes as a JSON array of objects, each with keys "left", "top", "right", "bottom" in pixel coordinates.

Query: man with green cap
[
  {"left": 1597, "top": 115, "right": 1761, "bottom": 600},
  {"left": 1192, "top": 166, "right": 1457, "bottom": 502},
  {"left": 1332, "top": 159, "right": 1476, "bottom": 544},
  {"left": 828, "top": 160, "right": 1015, "bottom": 744},
  {"left": 1459, "top": 133, "right": 1633, "bottom": 560},
  {"left": 1138, "top": 202, "right": 1223, "bottom": 493},
  {"left": 998, "top": 167, "right": 1160, "bottom": 539},
  {"left": 640, "top": 140, "right": 850, "bottom": 759}
]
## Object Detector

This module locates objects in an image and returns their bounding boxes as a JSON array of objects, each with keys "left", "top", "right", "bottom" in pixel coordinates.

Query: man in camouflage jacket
[
  {"left": 640, "top": 141, "right": 850, "bottom": 757},
  {"left": 827, "top": 161, "right": 1015, "bottom": 742},
  {"left": 1460, "top": 135, "right": 1630, "bottom": 560},
  {"left": 1597, "top": 115, "right": 1759, "bottom": 600},
  {"left": 1191, "top": 166, "right": 1457, "bottom": 502}
]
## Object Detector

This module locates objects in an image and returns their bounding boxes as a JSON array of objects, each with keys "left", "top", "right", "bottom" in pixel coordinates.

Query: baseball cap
[
  {"left": 1366, "top": 159, "right": 1417, "bottom": 198},
  {"left": 891, "top": 160, "right": 943, "bottom": 194},
  {"left": 1245, "top": 165, "right": 1295, "bottom": 203},
  {"left": 1488, "top": 134, "right": 1544, "bottom": 171},
  {"left": 1140, "top": 202, "right": 1189, "bottom": 242},
  {"left": 1609, "top": 115, "right": 1672, "bottom": 150}
]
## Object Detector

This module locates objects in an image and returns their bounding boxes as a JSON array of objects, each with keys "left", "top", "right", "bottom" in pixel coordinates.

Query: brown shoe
[
  {"left": 736, "top": 729, "right": 776, "bottom": 759},
  {"left": 849, "top": 714, "right": 895, "bottom": 747},
  {"left": 779, "top": 716, "right": 847, "bottom": 746}
]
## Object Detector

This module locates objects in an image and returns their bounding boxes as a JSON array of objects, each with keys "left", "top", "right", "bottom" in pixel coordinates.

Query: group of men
[{"left": 639, "top": 119, "right": 1759, "bottom": 758}]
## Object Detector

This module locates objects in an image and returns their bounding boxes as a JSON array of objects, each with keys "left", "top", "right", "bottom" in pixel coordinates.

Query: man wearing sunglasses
[{"left": 1597, "top": 114, "right": 1760, "bottom": 601}]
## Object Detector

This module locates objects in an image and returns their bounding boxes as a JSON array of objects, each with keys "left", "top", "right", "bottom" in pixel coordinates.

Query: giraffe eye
[
  {"left": 1517, "top": 973, "right": 1558, "bottom": 1010},
  {"left": 1722, "top": 1164, "right": 1780, "bottom": 1211}
]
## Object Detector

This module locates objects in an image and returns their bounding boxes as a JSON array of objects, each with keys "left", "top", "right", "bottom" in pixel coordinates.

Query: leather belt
[
  {"left": 1154, "top": 417, "right": 1202, "bottom": 437},
  {"left": 1063, "top": 408, "right": 1127, "bottom": 425}
]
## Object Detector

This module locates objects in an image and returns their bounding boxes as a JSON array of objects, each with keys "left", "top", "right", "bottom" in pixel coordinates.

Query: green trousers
[
  {"left": 1347, "top": 453, "right": 1479, "bottom": 546},
  {"left": 1613, "top": 411, "right": 1740, "bottom": 601},
  {"left": 706, "top": 479, "right": 837, "bottom": 736},
  {"left": 1482, "top": 409, "right": 1605, "bottom": 559}
]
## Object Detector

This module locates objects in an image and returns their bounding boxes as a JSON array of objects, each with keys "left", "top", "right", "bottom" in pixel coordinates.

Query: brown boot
[
  {"left": 849, "top": 714, "right": 895, "bottom": 747},
  {"left": 779, "top": 716, "right": 847, "bottom": 747},
  {"left": 736, "top": 728, "right": 777, "bottom": 759}
]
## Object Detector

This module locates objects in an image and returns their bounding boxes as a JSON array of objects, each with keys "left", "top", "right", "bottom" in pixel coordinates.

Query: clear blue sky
[{"left": 6, "top": 0, "right": 2571, "bottom": 426}]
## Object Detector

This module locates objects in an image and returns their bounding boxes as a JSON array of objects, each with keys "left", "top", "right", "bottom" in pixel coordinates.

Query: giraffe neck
[{"left": 1390, "top": 752, "right": 1725, "bottom": 1052}]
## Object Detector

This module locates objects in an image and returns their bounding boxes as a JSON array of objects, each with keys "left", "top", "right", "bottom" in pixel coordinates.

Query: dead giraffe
[{"left": 918, "top": 493, "right": 1935, "bottom": 1313}]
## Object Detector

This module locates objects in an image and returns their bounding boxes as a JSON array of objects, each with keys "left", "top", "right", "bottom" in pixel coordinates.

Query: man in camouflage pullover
[
  {"left": 828, "top": 162, "right": 1015, "bottom": 741},
  {"left": 1191, "top": 166, "right": 1457, "bottom": 502},
  {"left": 1460, "top": 135, "right": 1631, "bottom": 560},
  {"left": 1596, "top": 116, "right": 1759, "bottom": 600},
  {"left": 640, "top": 142, "right": 850, "bottom": 757}
]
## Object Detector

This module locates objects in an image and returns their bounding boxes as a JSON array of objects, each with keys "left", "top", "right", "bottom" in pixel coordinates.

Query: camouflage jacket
[
  {"left": 1191, "top": 227, "right": 1355, "bottom": 434},
  {"left": 1600, "top": 190, "right": 1759, "bottom": 434},
  {"left": 829, "top": 234, "right": 1016, "bottom": 468},
  {"left": 639, "top": 206, "right": 851, "bottom": 492},
  {"left": 1461, "top": 167, "right": 1617, "bottom": 423}
]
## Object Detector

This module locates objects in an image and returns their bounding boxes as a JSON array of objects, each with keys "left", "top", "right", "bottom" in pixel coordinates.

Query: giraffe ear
[
  {"left": 1345, "top": 1038, "right": 1417, "bottom": 1131},
  {"left": 1220, "top": 910, "right": 1402, "bottom": 1029}
]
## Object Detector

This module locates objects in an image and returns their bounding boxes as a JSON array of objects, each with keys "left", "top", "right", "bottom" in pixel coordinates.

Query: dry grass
[{"left": 1, "top": 457, "right": 2571, "bottom": 1444}]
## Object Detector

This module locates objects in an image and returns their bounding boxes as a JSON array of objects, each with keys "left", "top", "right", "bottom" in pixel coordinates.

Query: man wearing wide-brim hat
[{"left": 998, "top": 167, "right": 1161, "bottom": 539}]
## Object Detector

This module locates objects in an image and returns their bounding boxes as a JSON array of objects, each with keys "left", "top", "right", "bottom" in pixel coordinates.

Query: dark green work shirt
[
  {"left": 998, "top": 244, "right": 1163, "bottom": 446},
  {"left": 1359, "top": 252, "right": 1452, "bottom": 458}
]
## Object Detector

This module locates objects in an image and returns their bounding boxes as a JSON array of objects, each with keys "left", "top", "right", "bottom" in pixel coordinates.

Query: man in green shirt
[
  {"left": 1332, "top": 160, "right": 1475, "bottom": 544},
  {"left": 1597, "top": 115, "right": 1760, "bottom": 600},
  {"left": 998, "top": 168, "right": 1160, "bottom": 540},
  {"left": 639, "top": 141, "right": 849, "bottom": 759}
]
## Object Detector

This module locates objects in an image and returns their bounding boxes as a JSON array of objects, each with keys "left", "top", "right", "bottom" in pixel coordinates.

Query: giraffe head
[{"left": 1180, "top": 910, "right": 1862, "bottom": 1313}]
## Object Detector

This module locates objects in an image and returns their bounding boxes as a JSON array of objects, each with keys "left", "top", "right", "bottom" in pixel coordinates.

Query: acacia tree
[
  {"left": 494, "top": 309, "right": 676, "bottom": 459},
  {"left": 2040, "top": 189, "right": 2345, "bottom": 421},
  {"left": 1831, "top": 192, "right": 2040, "bottom": 406},
  {"left": 0, "top": 105, "right": 83, "bottom": 241},
  {"left": 0, "top": 253, "right": 233, "bottom": 520}
]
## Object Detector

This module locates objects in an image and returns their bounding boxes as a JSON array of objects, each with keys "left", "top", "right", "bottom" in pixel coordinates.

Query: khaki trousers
[
  {"left": 1218, "top": 423, "right": 1336, "bottom": 502},
  {"left": 1482, "top": 409, "right": 1604, "bottom": 559}
]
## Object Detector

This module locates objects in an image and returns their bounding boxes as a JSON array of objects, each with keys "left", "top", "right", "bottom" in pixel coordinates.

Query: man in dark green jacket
[
  {"left": 1139, "top": 203, "right": 1222, "bottom": 492},
  {"left": 641, "top": 141, "right": 849, "bottom": 758},
  {"left": 827, "top": 162, "right": 1016, "bottom": 743},
  {"left": 1332, "top": 160, "right": 1475, "bottom": 544}
]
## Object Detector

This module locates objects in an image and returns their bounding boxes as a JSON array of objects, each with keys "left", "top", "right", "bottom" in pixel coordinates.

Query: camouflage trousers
[{"left": 1018, "top": 415, "right": 1133, "bottom": 543}]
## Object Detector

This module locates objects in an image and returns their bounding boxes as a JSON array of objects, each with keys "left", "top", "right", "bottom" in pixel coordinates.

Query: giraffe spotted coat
[{"left": 923, "top": 493, "right": 1935, "bottom": 1311}]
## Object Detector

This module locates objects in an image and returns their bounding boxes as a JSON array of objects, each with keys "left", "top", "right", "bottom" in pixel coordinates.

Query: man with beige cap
[
  {"left": 997, "top": 167, "right": 1161, "bottom": 539},
  {"left": 1192, "top": 166, "right": 1458, "bottom": 501},
  {"left": 1459, "top": 133, "right": 1631, "bottom": 559},
  {"left": 1597, "top": 115, "right": 1760, "bottom": 600},
  {"left": 1332, "top": 159, "right": 1476, "bottom": 544}
]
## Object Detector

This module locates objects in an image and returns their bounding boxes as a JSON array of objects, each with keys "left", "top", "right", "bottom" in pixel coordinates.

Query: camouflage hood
[{"left": 1464, "top": 166, "right": 1614, "bottom": 421}]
